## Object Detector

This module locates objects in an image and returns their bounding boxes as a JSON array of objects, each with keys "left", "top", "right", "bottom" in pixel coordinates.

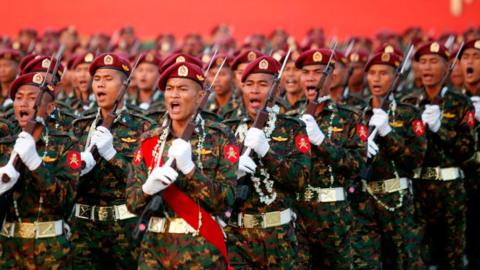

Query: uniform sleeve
[{"left": 126, "top": 154, "right": 150, "bottom": 215}]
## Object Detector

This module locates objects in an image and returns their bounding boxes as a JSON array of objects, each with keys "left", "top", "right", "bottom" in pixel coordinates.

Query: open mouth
[
  {"left": 170, "top": 101, "right": 181, "bottom": 113},
  {"left": 422, "top": 74, "right": 433, "bottom": 81},
  {"left": 466, "top": 67, "right": 474, "bottom": 75},
  {"left": 19, "top": 110, "right": 31, "bottom": 121}
]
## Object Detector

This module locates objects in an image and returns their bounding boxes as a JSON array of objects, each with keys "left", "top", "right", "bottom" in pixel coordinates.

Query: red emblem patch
[
  {"left": 133, "top": 149, "right": 143, "bottom": 166},
  {"left": 357, "top": 124, "right": 368, "bottom": 142},
  {"left": 466, "top": 111, "right": 475, "bottom": 128},
  {"left": 295, "top": 135, "right": 311, "bottom": 153},
  {"left": 412, "top": 120, "right": 425, "bottom": 136},
  {"left": 68, "top": 151, "right": 81, "bottom": 170},
  {"left": 224, "top": 145, "right": 239, "bottom": 163}
]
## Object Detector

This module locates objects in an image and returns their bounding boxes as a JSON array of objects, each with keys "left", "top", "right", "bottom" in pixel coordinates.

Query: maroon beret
[
  {"left": 137, "top": 51, "right": 162, "bottom": 67},
  {"left": 0, "top": 49, "right": 22, "bottom": 63},
  {"left": 231, "top": 49, "right": 263, "bottom": 71},
  {"left": 347, "top": 49, "right": 370, "bottom": 64},
  {"left": 19, "top": 54, "right": 38, "bottom": 71},
  {"left": 241, "top": 56, "right": 280, "bottom": 83},
  {"left": 295, "top": 49, "right": 336, "bottom": 69},
  {"left": 21, "top": 55, "right": 64, "bottom": 80},
  {"left": 271, "top": 49, "right": 301, "bottom": 64},
  {"left": 89, "top": 53, "right": 131, "bottom": 77},
  {"left": 334, "top": 50, "right": 348, "bottom": 66},
  {"left": 365, "top": 52, "right": 402, "bottom": 71},
  {"left": 10, "top": 72, "right": 55, "bottom": 99},
  {"left": 159, "top": 53, "right": 202, "bottom": 74},
  {"left": 158, "top": 62, "right": 205, "bottom": 90},
  {"left": 71, "top": 52, "right": 96, "bottom": 70},
  {"left": 375, "top": 44, "right": 404, "bottom": 59},
  {"left": 207, "top": 54, "right": 231, "bottom": 69},
  {"left": 414, "top": 41, "right": 450, "bottom": 61},
  {"left": 459, "top": 39, "right": 480, "bottom": 57}
]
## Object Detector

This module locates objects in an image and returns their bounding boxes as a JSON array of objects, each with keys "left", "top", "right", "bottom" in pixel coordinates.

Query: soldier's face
[
  {"left": 134, "top": 62, "right": 160, "bottom": 91},
  {"left": 450, "top": 59, "right": 464, "bottom": 88},
  {"left": 13, "top": 85, "right": 54, "bottom": 129},
  {"left": 92, "top": 69, "right": 124, "bottom": 111},
  {"left": 164, "top": 78, "right": 204, "bottom": 123},
  {"left": 207, "top": 66, "right": 233, "bottom": 96},
  {"left": 460, "top": 48, "right": 480, "bottom": 86},
  {"left": 367, "top": 64, "right": 395, "bottom": 97},
  {"left": 234, "top": 63, "right": 249, "bottom": 90},
  {"left": 300, "top": 64, "right": 327, "bottom": 101},
  {"left": 281, "top": 62, "right": 302, "bottom": 95},
  {"left": 73, "top": 63, "right": 91, "bottom": 94},
  {"left": 331, "top": 62, "right": 347, "bottom": 89},
  {"left": 418, "top": 54, "right": 447, "bottom": 87},
  {"left": 348, "top": 62, "right": 365, "bottom": 86},
  {"left": 0, "top": 59, "right": 19, "bottom": 84},
  {"left": 242, "top": 73, "right": 274, "bottom": 119}
]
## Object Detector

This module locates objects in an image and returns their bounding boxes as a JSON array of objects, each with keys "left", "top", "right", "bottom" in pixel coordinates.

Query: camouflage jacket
[
  {"left": 126, "top": 116, "right": 237, "bottom": 217},
  {"left": 206, "top": 93, "right": 241, "bottom": 119},
  {"left": 126, "top": 88, "right": 165, "bottom": 111},
  {"left": 0, "top": 127, "right": 81, "bottom": 222},
  {"left": 402, "top": 87, "right": 475, "bottom": 167},
  {"left": 224, "top": 111, "right": 311, "bottom": 213},
  {"left": 72, "top": 108, "right": 155, "bottom": 206},
  {"left": 277, "top": 95, "right": 306, "bottom": 115}
]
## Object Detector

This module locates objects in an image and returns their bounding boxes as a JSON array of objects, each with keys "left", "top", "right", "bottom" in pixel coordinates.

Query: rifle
[
  {"left": 132, "top": 58, "right": 228, "bottom": 240},
  {"left": 359, "top": 44, "right": 414, "bottom": 181},
  {"left": 305, "top": 41, "right": 338, "bottom": 115},
  {"left": 0, "top": 44, "right": 65, "bottom": 222}
]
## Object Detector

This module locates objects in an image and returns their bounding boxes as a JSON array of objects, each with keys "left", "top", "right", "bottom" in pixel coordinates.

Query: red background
[{"left": 2, "top": 0, "right": 480, "bottom": 40}]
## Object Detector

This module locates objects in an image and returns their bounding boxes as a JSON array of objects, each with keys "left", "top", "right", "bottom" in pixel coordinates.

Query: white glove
[
  {"left": 367, "top": 128, "right": 379, "bottom": 158},
  {"left": 422, "top": 105, "right": 441, "bottom": 132},
  {"left": 167, "top": 139, "right": 195, "bottom": 175},
  {"left": 471, "top": 96, "right": 480, "bottom": 122},
  {"left": 80, "top": 151, "right": 96, "bottom": 176},
  {"left": 142, "top": 165, "right": 179, "bottom": 195},
  {"left": 14, "top": 131, "right": 42, "bottom": 171},
  {"left": 91, "top": 126, "right": 117, "bottom": 161},
  {"left": 244, "top": 128, "right": 270, "bottom": 157},
  {"left": 0, "top": 157, "right": 20, "bottom": 195},
  {"left": 369, "top": 109, "right": 392, "bottom": 137},
  {"left": 300, "top": 114, "right": 325, "bottom": 145},
  {"left": 238, "top": 154, "right": 257, "bottom": 177}
]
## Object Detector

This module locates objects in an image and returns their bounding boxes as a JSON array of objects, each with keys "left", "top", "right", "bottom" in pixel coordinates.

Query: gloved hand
[
  {"left": 13, "top": 131, "right": 42, "bottom": 171},
  {"left": 244, "top": 128, "right": 270, "bottom": 157},
  {"left": 167, "top": 139, "right": 195, "bottom": 175},
  {"left": 369, "top": 109, "right": 392, "bottom": 137},
  {"left": 471, "top": 96, "right": 480, "bottom": 122},
  {"left": 80, "top": 151, "right": 96, "bottom": 176},
  {"left": 142, "top": 165, "right": 179, "bottom": 195},
  {"left": 422, "top": 105, "right": 441, "bottom": 132},
  {"left": 238, "top": 154, "right": 257, "bottom": 178},
  {"left": 0, "top": 158, "right": 20, "bottom": 195},
  {"left": 300, "top": 114, "right": 325, "bottom": 145},
  {"left": 367, "top": 128, "right": 380, "bottom": 158},
  {"left": 91, "top": 126, "right": 116, "bottom": 161}
]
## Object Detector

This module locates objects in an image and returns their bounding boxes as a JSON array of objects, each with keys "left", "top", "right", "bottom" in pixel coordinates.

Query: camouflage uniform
[
  {"left": 127, "top": 88, "right": 165, "bottom": 111},
  {"left": 223, "top": 109, "right": 311, "bottom": 269},
  {"left": 0, "top": 124, "right": 81, "bottom": 269},
  {"left": 292, "top": 100, "right": 362, "bottom": 269},
  {"left": 351, "top": 99, "right": 427, "bottom": 269},
  {"left": 403, "top": 87, "right": 475, "bottom": 269},
  {"left": 127, "top": 115, "right": 237, "bottom": 269},
  {"left": 206, "top": 93, "right": 241, "bottom": 119},
  {"left": 277, "top": 96, "right": 306, "bottom": 115},
  {"left": 70, "top": 108, "right": 155, "bottom": 269}
]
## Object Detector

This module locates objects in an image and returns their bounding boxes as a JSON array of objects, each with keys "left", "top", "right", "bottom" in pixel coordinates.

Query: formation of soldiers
[{"left": 0, "top": 25, "right": 480, "bottom": 269}]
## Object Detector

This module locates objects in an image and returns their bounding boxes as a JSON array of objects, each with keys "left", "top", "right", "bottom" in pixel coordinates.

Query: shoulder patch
[
  {"left": 68, "top": 151, "right": 81, "bottom": 170},
  {"left": 295, "top": 135, "right": 311, "bottom": 153},
  {"left": 224, "top": 144, "right": 239, "bottom": 163}
]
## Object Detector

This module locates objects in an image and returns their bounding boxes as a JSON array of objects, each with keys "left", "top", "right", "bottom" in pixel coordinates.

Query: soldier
[
  {"left": 70, "top": 53, "right": 155, "bottom": 269},
  {"left": 274, "top": 49, "right": 306, "bottom": 115},
  {"left": 223, "top": 56, "right": 311, "bottom": 269},
  {"left": 404, "top": 41, "right": 475, "bottom": 269},
  {"left": 0, "top": 72, "right": 81, "bottom": 269},
  {"left": 0, "top": 49, "right": 21, "bottom": 117},
  {"left": 350, "top": 52, "right": 427, "bottom": 269},
  {"left": 205, "top": 54, "right": 241, "bottom": 119},
  {"left": 67, "top": 52, "right": 97, "bottom": 115},
  {"left": 344, "top": 49, "right": 369, "bottom": 108},
  {"left": 329, "top": 50, "right": 349, "bottom": 104},
  {"left": 293, "top": 48, "right": 362, "bottom": 269},
  {"left": 459, "top": 38, "right": 480, "bottom": 269},
  {"left": 127, "top": 61, "right": 237, "bottom": 268},
  {"left": 231, "top": 49, "right": 263, "bottom": 94}
]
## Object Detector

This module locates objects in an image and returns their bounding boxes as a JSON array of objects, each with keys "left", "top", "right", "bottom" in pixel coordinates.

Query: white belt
[
  {"left": 74, "top": 203, "right": 136, "bottom": 221},
  {"left": 365, "top": 177, "right": 409, "bottom": 194},
  {"left": 238, "top": 208, "right": 294, "bottom": 229},
  {"left": 299, "top": 186, "right": 346, "bottom": 202},
  {"left": 1, "top": 220, "right": 63, "bottom": 239},
  {"left": 148, "top": 217, "right": 197, "bottom": 234},
  {"left": 414, "top": 167, "right": 464, "bottom": 181}
]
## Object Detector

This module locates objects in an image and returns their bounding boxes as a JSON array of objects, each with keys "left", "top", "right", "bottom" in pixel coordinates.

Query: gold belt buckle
[
  {"left": 318, "top": 188, "right": 337, "bottom": 202},
  {"left": 168, "top": 218, "right": 193, "bottom": 234},
  {"left": 369, "top": 181, "right": 385, "bottom": 194},
  {"left": 242, "top": 214, "right": 259, "bottom": 229},
  {"left": 384, "top": 179, "right": 401, "bottom": 193},
  {"left": 17, "top": 223, "right": 36, "bottom": 238},
  {"left": 36, "top": 222, "right": 57, "bottom": 238},
  {"left": 79, "top": 204, "right": 91, "bottom": 219},
  {"left": 263, "top": 211, "right": 282, "bottom": 228},
  {"left": 97, "top": 207, "right": 110, "bottom": 221}
]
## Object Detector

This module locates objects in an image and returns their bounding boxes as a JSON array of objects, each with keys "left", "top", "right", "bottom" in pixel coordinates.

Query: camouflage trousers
[
  {"left": 350, "top": 190, "right": 424, "bottom": 270},
  {"left": 138, "top": 231, "right": 227, "bottom": 269},
  {"left": 413, "top": 179, "right": 466, "bottom": 270},
  {"left": 0, "top": 234, "right": 71, "bottom": 269},
  {"left": 70, "top": 217, "right": 138, "bottom": 269},
  {"left": 225, "top": 222, "right": 298, "bottom": 269},
  {"left": 463, "top": 171, "right": 480, "bottom": 270},
  {"left": 294, "top": 200, "right": 352, "bottom": 270}
]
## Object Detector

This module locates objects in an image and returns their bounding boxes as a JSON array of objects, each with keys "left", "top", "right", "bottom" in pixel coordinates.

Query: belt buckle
[
  {"left": 169, "top": 218, "right": 190, "bottom": 234},
  {"left": 149, "top": 217, "right": 165, "bottom": 233},
  {"left": 369, "top": 181, "right": 385, "bottom": 194},
  {"left": 384, "top": 178, "right": 401, "bottom": 193},
  {"left": 97, "top": 207, "right": 110, "bottom": 221},
  {"left": 263, "top": 211, "right": 281, "bottom": 228},
  {"left": 17, "top": 223, "right": 36, "bottom": 238},
  {"left": 242, "top": 214, "right": 259, "bottom": 229},
  {"left": 36, "top": 222, "right": 57, "bottom": 238},
  {"left": 78, "top": 204, "right": 91, "bottom": 219},
  {"left": 318, "top": 188, "right": 337, "bottom": 202},
  {"left": 435, "top": 167, "right": 442, "bottom": 180},
  {"left": 423, "top": 168, "right": 437, "bottom": 180}
]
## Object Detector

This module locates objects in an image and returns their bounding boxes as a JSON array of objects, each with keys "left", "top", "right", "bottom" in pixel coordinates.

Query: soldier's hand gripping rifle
[
  {"left": 359, "top": 44, "right": 414, "bottom": 181},
  {"left": 132, "top": 57, "right": 227, "bottom": 240},
  {"left": 304, "top": 41, "right": 338, "bottom": 115}
]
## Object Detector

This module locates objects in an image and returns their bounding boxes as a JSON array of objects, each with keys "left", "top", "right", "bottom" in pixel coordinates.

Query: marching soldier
[
  {"left": 344, "top": 49, "right": 369, "bottom": 108},
  {"left": 70, "top": 53, "right": 155, "bottom": 269},
  {"left": 350, "top": 51, "right": 426, "bottom": 269},
  {"left": 0, "top": 72, "right": 81, "bottom": 269},
  {"left": 127, "top": 61, "right": 237, "bottom": 268},
  {"left": 459, "top": 38, "right": 480, "bottom": 269},
  {"left": 274, "top": 49, "right": 306, "bottom": 115},
  {"left": 0, "top": 49, "right": 21, "bottom": 118},
  {"left": 231, "top": 49, "right": 263, "bottom": 95},
  {"left": 67, "top": 52, "right": 97, "bottom": 115},
  {"left": 404, "top": 41, "right": 475, "bottom": 269},
  {"left": 224, "top": 56, "right": 311, "bottom": 269}
]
